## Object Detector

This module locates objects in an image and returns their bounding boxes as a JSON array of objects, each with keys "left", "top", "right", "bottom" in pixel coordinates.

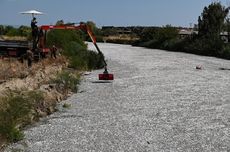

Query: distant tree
[
  {"left": 0, "top": 25, "right": 4, "bottom": 35},
  {"left": 18, "top": 26, "right": 31, "bottom": 37},
  {"left": 4, "top": 26, "right": 14, "bottom": 35},
  {"left": 226, "top": 18, "right": 230, "bottom": 41},
  {"left": 139, "top": 27, "right": 157, "bottom": 42},
  {"left": 86, "top": 21, "right": 101, "bottom": 35},
  {"left": 196, "top": 2, "right": 230, "bottom": 56},
  {"left": 198, "top": 2, "right": 229, "bottom": 38},
  {"left": 137, "top": 25, "right": 178, "bottom": 44},
  {"left": 156, "top": 25, "right": 178, "bottom": 42},
  {"left": 86, "top": 21, "right": 96, "bottom": 30},
  {"left": 47, "top": 29, "right": 85, "bottom": 48},
  {"left": 56, "top": 20, "right": 64, "bottom": 26},
  {"left": 85, "top": 21, "right": 103, "bottom": 41},
  {"left": 102, "top": 28, "right": 118, "bottom": 36}
]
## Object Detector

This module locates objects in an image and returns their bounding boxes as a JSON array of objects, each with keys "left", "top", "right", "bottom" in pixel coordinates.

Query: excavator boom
[{"left": 40, "top": 23, "right": 113, "bottom": 80}]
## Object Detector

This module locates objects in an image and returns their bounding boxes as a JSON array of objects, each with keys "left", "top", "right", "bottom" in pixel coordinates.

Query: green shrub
[
  {"left": 68, "top": 55, "right": 88, "bottom": 70},
  {"left": 0, "top": 93, "right": 31, "bottom": 142},
  {"left": 63, "top": 41, "right": 87, "bottom": 57},
  {"left": 135, "top": 25, "right": 179, "bottom": 50},
  {"left": 220, "top": 44, "right": 230, "bottom": 59},
  {"left": 6, "top": 28, "right": 20, "bottom": 36},
  {"left": 52, "top": 71, "right": 80, "bottom": 93},
  {"left": 63, "top": 103, "right": 71, "bottom": 108},
  {"left": 47, "top": 28, "right": 105, "bottom": 70},
  {"left": 86, "top": 50, "right": 105, "bottom": 70},
  {"left": 63, "top": 41, "right": 104, "bottom": 70},
  {"left": 0, "top": 90, "right": 44, "bottom": 142},
  {"left": 47, "top": 30, "right": 86, "bottom": 49}
]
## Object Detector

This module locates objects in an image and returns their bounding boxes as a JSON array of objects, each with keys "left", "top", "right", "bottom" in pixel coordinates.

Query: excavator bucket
[
  {"left": 98, "top": 67, "right": 114, "bottom": 80},
  {"left": 98, "top": 73, "right": 114, "bottom": 80}
]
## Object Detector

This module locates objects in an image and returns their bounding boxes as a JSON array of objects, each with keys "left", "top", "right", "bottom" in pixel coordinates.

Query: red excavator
[{"left": 37, "top": 22, "right": 114, "bottom": 81}]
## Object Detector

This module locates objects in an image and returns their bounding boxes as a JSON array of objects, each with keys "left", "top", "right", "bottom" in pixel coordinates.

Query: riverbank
[
  {"left": 4, "top": 43, "right": 230, "bottom": 151},
  {"left": 0, "top": 56, "right": 81, "bottom": 150}
]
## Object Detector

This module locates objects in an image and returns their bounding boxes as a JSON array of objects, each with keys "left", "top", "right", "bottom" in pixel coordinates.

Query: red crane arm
[
  {"left": 40, "top": 23, "right": 106, "bottom": 66},
  {"left": 40, "top": 23, "right": 97, "bottom": 44},
  {"left": 39, "top": 23, "right": 113, "bottom": 80}
]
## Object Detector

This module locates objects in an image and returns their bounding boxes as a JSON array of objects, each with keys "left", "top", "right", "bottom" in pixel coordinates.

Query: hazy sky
[{"left": 0, "top": 0, "right": 229, "bottom": 27}]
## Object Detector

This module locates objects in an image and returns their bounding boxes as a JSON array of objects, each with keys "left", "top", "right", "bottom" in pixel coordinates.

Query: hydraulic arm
[{"left": 40, "top": 23, "right": 114, "bottom": 80}]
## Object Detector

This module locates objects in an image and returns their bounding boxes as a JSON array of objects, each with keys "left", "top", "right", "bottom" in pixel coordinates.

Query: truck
[{"left": 0, "top": 40, "right": 31, "bottom": 57}]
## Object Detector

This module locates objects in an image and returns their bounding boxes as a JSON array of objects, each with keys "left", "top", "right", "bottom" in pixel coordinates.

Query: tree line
[
  {"left": 133, "top": 2, "right": 230, "bottom": 59},
  {"left": 0, "top": 25, "right": 31, "bottom": 38},
  {"left": 1, "top": 2, "right": 230, "bottom": 60}
]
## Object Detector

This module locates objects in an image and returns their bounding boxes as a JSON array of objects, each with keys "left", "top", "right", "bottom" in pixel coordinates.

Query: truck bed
[{"left": 0, "top": 40, "right": 31, "bottom": 57}]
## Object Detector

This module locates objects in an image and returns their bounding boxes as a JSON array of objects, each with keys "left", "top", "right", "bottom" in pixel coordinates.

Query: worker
[
  {"left": 27, "top": 49, "right": 33, "bottom": 67},
  {"left": 31, "top": 17, "right": 37, "bottom": 29},
  {"left": 31, "top": 17, "right": 38, "bottom": 50},
  {"left": 50, "top": 45, "right": 57, "bottom": 59}
]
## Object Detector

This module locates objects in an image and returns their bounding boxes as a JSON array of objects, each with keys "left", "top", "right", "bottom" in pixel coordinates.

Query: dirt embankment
[
  {"left": 0, "top": 56, "right": 74, "bottom": 149},
  {"left": 0, "top": 56, "right": 72, "bottom": 109}
]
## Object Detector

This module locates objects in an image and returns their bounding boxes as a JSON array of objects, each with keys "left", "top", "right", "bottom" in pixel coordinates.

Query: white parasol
[{"left": 20, "top": 10, "right": 44, "bottom": 18}]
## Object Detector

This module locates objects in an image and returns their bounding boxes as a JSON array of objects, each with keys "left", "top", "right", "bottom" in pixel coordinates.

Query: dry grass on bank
[
  {"left": 0, "top": 56, "right": 70, "bottom": 148},
  {"left": 0, "top": 56, "right": 67, "bottom": 82},
  {"left": 0, "top": 36, "right": 27, "bottom": 41}
]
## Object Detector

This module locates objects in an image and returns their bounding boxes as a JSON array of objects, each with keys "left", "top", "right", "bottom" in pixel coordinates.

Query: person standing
[
  {"left": 31, "top": 17, "right": 38, "bottom": 50},
  {"left": 51, "top": 45, "right": 57, "bottom": 59},
  {"left": 27, "top": 49, "right": 33, "bottom": 67}
]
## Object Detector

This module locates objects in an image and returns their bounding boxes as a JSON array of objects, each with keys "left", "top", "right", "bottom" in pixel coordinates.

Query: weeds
[
  {"left": 51, "top": 70, "right": 81, "bottom": 93},
  {"left": 0, "top": 70, "right": 80, "bottom": 142},
  {"left": 0, "top": 90, "right": 44, "bottom": 142},
  {"left": 63, "top": 103, "right": 71, "bottom": 108}
]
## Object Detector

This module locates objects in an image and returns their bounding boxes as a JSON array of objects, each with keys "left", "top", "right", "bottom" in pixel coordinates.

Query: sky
[{"left": 0, "top": 0, "right": 229, "bottom": 27}]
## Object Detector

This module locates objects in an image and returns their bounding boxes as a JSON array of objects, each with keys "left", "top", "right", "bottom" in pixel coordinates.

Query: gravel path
[{"left": 5, "top": 43, "right": 230, "bottom": 152}]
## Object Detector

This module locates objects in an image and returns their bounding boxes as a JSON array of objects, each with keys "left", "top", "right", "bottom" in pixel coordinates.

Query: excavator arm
[{"left": 40, "top": 23, "right": 113, "bottom": 80}]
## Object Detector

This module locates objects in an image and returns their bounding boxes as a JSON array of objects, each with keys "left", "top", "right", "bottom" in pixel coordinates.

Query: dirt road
[{"left": 5, "top": 43, "right": 230, "bottom": 151}]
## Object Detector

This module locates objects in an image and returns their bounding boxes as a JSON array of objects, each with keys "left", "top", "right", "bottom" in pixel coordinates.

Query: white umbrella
[{"left": 20, "top": 10, "right": 44, "bottom": 18}]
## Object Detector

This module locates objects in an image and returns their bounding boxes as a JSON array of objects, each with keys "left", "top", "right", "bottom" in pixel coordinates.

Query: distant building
[
  {"left": 178, "top": 29, "right": 198, "bottom": 39},
  {"left": 220, "top": 32, "right": 229, "bottom": 43},
  {"left": 178, "top": 29, "right": 229, "bottom": 43}
]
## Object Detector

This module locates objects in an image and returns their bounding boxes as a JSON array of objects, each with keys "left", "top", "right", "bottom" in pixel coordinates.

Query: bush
[
  {"left": 63, "top": 103, "right": 71, "bottom": 108},
  {"left": 0, "top": 94, "right": 31, "bottom": 142},
  {"left": 64, "top": 41, "right": 104, "bottom": 70},
  {"left": 181, "top": 37, "right": 224, "bottom": 56},
  {"left": 47, "top": 29, "right": 105, "bottom": 70},
  {"left": 220, "top": 44, "right": 230, "bottom": 59},
  {"left": 68, "top": 55, "right": 88, "bottom": 70},
  {"left": 52, "top": 71, "right": 80, "bottom": 93},
  {"left": 135, "top": 25, "right": 179, "bottom": 50},
  {"left": 47, "top": 30, "right": 86, "bottom": 49},
  {"left": 86, "top": 50, "right": 105, "bottom": 70},
  {"left": 0, "top": 25, "right": 31, "bottom": 38},
  {"left": 0, "top": 90, "right": 44, "bottom": 142}
]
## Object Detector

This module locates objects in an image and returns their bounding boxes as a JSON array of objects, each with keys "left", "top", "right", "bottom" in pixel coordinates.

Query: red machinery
[{"left": 38, "top": 23, "right": 114, "bottom": 80}]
